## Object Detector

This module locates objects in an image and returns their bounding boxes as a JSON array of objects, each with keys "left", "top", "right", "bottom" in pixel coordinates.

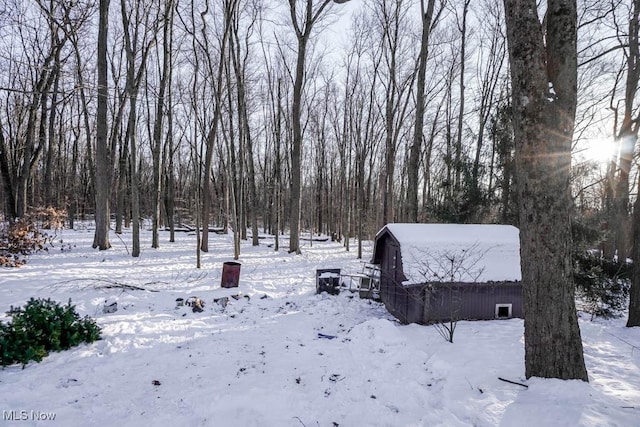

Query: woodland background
[{"left": 0, "top": 0, "right": 637, "bottom": 259}]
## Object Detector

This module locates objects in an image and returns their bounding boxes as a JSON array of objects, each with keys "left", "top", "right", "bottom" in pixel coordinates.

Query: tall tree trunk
[
  {"left": 151, "top": 0, "right": 174, "bottom": 249},
  {"left": 287, "top": 0, "right": 339, "bottom": 254},
  {"left": 628, "top": 191, "right": 640, "bottom": 326},
  {"left": 115, "top": 127, "right": 128, "bottom": 235},
  {"left": 44, "top": 64, "right": 60, "bottom": 207},
  {"left": 383, "top": 83, "right": 395, "bottom": 226},
  {"left": 626, "top": 0, "right": 640, "bottom": 327},
  {"left": 234, "top": 45, "right": 260, "bottom": 246},
  {"left": 71, "top": 35, "right": 95, "bottom": 204},
  {"left": 453, "top": 0, "right": 469, "bottom": 197},
  {"left": 200, "top": 0, "right": 236, "bottom": 252},
  {"left": 93, "top": 0, "right": 112, "bottom": 250},
  {"left": 229, "top": 11, "right": 259, "bottom": 246},
  {"left": 128, "top": 108, "right": 140, "bottom": 257},
  {"left": 165, "top": 46, "right": 176, "bottom": 243},
  {"left": 0, "top": 119, "right": 16, "bottom": 221},
  {"left": 120, "top": 0, "right": 155, "bottom": 257},
  {"left": 223, "top": 54, "right": 241, "bottom": 259},
  {"left": 17, "top": 78, "right": 50, "bottom": 218},
  {"left": 289, "top": 31, "right": 307, "bottom": 255},
  {"left": 504, "top": 0, "right": 588, "bottom": 381},
  {"left": 69, "top": 112, "right": 80, "bottom": 229},
  {"left": 407, "top": 0, "right": 437, "bottom": 222},
  {"left": 274, "top": 77, "right": 283, "bottom": 252}
]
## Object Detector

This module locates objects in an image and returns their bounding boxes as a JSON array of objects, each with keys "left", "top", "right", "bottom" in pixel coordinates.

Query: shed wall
[
  {"left": 383, "top": 280, "right": 424, "bottom": 324},
  {"left": 375, "top": 232, "right": 425, "bottom": 324},
  {"left": 423, "top": 282, "right": 523, "bottom": 323}
]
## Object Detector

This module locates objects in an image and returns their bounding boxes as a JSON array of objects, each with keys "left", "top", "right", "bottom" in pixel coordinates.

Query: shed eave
[{"left": 401, "top": 278, "right": 522, "bottom": 288}]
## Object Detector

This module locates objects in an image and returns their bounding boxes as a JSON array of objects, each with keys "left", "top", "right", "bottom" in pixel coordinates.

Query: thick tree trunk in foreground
[
  {"left": 629, "top": 192, "right": 640, "bottom": 326},
  {"left": 504, "top": 0, "right": 588, "bottom": 381},
  {"left": 625, "top": 0, "right": 640, "bottom": 327}
]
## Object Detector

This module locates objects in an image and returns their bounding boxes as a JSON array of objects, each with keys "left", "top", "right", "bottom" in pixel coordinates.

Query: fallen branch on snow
[
  {"left": 50, "top": 278, "right": 161, "bottom": 292},
  {"left": 292, "top": 417, "right": 307, "bottom": 427},
  {"left": 606, "top": 332, "right": 640, "bottom": 353},
  {"left": 498, "top": 377, "right": 528, "bottom": 388}
]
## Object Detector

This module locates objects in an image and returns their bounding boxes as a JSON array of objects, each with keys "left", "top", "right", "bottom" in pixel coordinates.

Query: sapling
[{"left": 411, "top": 242, "right": 487, "bottom": 343}]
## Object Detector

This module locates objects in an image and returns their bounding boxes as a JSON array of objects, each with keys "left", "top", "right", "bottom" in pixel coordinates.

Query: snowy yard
[{"left": 0, "top": 227, "right": 639, "bottom": 426}]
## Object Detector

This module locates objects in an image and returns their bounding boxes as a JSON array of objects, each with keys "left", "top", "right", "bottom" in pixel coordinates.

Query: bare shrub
[
  {"left": 0, "top": 207, "right": 66, "bottom": 267},
  {"left": 27, "top": 207, "right": 67, "bottom": 230},
  {"left": 413, "top": 243, "right": 487, "bottom": 343}
]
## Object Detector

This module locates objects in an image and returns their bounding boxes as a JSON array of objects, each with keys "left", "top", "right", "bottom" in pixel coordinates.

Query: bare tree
[
  {"left": 607, "top": 0, "right": 640, "bottom": 262},
  {"left": 286, "top": 0, "right": 351, "bottom": 254},
  {"left": 453, "top": 0, "right": 470, "bottom": 197},
  {"left": 120, "top": 0, "right": 158, "bottom": 257},
  {"left": 0, "top": 1, "right": 72, "bottom": 221},
  {"left": 627, "top": 2, "right": 640, "bottom": 326},
  {"left": 65, "top": 2, "right": 97, "bottom": 228},
  {"left": 0, "top": 116, "right": 13, "bottom": 221},
  {"left": 503, "top": 0, "right": 588, "bottom": 380},
  {"left": 150, "top": 0, "right": 175, "bottom": 249},
  {"left": 200, "top": 0, "right": 237, "bottom": 253},
  {"left": 287, "top": 0, "right": 329, "bottom": 254},
  {"left": 369, "top": 0, "right": 417, "bottom": 227},
  {"left": 341, "top": 11, "right": 384, "bottom": 256},
  {"left": 605, "top": 0, "right": 640, "bottom": 328},
  {"left": 468, "top": 0, "right": 507, "bottom": 216},
  {"left": 229, "top": 0, "right": 260, "bottom": 247},
  {"left": 93, "top": 0, "right": 112, "bottom": 250},
  {"left": 407, "top": 0, "right": 443, "bottom": 222}
]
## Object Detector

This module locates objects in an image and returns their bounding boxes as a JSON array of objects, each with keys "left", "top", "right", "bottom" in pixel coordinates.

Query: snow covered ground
[{"left": 0, "top": 226, "right": 639, "bottom": 427}]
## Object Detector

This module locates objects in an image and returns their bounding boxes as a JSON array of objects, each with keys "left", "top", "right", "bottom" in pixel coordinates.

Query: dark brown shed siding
[
  {"left": 375, "top": 232, "right": 400, "bottom": 310},
  {"left": 423, "top": 282, "right": 523, "bottom": 323},
  {"left": 374, "top": 230, "right": 425, "bottom": 324},
  {"left": 383, "top": 280, "right": 424, "bottom": 324}
]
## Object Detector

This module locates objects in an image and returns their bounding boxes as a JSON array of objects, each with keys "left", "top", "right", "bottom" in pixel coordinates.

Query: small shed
[{"left": 371, "top": 223, "right": 523, "bottom": 324}]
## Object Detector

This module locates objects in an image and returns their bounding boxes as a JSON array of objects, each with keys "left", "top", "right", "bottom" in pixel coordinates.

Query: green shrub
[
  {"left": 0, "top": 298, "right": 101, "bottom": 368},
  {"left": 574, "top": 253, "right": 630, "bottom": 320}
]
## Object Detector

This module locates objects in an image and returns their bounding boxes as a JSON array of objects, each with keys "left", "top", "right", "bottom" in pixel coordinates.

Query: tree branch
[{"left": 579, "top": 44, "right": 629, "bottom": 67}]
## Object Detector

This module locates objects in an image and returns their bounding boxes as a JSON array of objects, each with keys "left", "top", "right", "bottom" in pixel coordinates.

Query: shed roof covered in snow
[{"left": 373, "top": 224, "right": 521, "bottom": 285}]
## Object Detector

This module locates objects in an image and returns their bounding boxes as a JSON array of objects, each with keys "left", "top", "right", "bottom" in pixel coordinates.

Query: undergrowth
[
  {"left": 0, "top": 207, "right": 68, "bottom": 267},
  {"left": 0, "top": 298, "right": 101, "bottom": 368},
  {"left": 574, "top": 253, "right": 630, "bottom": 320}
]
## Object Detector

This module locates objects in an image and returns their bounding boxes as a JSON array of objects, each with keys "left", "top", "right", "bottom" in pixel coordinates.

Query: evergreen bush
[
  {"left": 574, "top": 253, "right": 630, "bottom": 319},
  {"left": 0, "top": 298, "right": 101, "bottom": 368}
]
